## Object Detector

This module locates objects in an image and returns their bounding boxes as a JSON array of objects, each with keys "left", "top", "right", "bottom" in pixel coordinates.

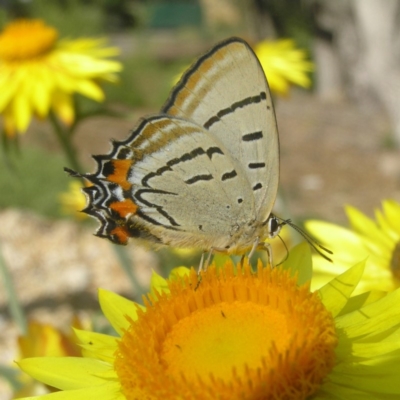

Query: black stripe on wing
[
  {"left": 142, "top": 145, "right": 223, "bottom": 187},
  {"left": 248, "top": 162, "right": 266, "bottom": 169},
  {"left": 134, "top": 188, "right": 180, "bottom": 228},
  {"left": 204, "top": 92, "right": 267, "bottom": 129},
  {"left": 185, "top": 174, "right": 214, "bottom": 185},
  {"left": 242, "top": 131, "right": 263, "bottom": 142},
  {"left": 221, "top": 170, "right": 237, "bottom": 181}
]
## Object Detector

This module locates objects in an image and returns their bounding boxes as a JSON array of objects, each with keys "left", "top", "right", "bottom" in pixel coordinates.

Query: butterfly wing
[
  {"left": 162, "top": 37, "right": 279, "bottom": 222},
  {"left": 82, "top": 115, "right": 255, "bottom": 249},
  {"left": 79, "top": 37, "right": 278, "bottom": 250}
]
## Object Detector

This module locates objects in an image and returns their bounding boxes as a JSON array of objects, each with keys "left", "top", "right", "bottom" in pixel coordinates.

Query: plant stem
[
  {"left": 111, "top": 244, "right": 147, "bottom": 300},
  {"left": 49, "top": 112, "right": 83, "bottom": 173},
  {"left": 0, "top": 243, "right": 27, "bottom": 334}
]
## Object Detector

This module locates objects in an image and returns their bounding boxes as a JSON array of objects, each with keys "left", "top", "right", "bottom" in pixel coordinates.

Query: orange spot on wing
[
  {"left": 106, "top": 159, "right": 133, "bottom": 190},
  {"left": 110, "top": 226, "right": 130, "bottom": 245},
  {"left": 110, "top": 199, "right": 138, "bottom": 218}
]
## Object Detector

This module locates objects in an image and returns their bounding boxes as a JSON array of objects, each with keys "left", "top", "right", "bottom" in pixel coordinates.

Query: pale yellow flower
[
  {"left": 0, "top": 19, "right": 122, "bottom": 136},
  {"left": 18, "top": 252, "right": 400, "bottom": 399},
  {"left": 14, "top": 318, "right": 86, "bottom": 398},
  {"left": 59, "top": 181, "right": 88, "bottom": 219},
  {"left": 254, "top": 38, "right": 313, "bottom": 95},
  {"left": 306, "top": 199, "right": 400, "bottom": 293}
]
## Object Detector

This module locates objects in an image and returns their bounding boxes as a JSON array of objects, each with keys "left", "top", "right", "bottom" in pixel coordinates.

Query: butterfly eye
[{"left": 267, "top": 215, "right": 281, "bottom": 238}]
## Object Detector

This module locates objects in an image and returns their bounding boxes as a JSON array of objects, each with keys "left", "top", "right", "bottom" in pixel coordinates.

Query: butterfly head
[
  {"left": 265, "top": 214, "right": 282, "bottom": 239},
  {"left": 268, "top": 215, "right": 333, "bottom": 263}
]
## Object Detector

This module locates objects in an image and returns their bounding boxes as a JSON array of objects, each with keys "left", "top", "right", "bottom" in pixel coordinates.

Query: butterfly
[{"left": 66, "top": 37, "right": 330, "bottom": 266}]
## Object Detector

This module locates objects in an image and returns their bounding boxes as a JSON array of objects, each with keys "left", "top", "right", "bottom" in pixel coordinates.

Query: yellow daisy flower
[
  {"left": 14, "top": 318, "right": 86, "bottom": 398},
  {"left": 306, "top": 199, "right": 400, "bottom": 293},
  {"left": 254, "top": 38, "right": 313, "bottom": 96},
  {"left": 59, "top": 181, "right": 88, "bottom": 220},
  {"left": 18, "top": 319, "right": 83, "bottom": 359},
  {"left": 0, "top": 19, "right": 122, "bottom": 136},
  {"left": 17, "top": 253, "right": 400, "bottom": 399}
]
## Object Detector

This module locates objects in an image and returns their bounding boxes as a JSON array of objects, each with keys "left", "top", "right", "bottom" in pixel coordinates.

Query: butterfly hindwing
[
  {"left": 162, "top": 37, "right": 279, "bottom": 222},
  {"left": 84, "top": 115, "right": 255, "bottom": 249}
]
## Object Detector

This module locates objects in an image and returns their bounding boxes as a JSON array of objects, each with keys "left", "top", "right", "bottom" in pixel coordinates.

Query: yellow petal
[
  {"left": 31, "top": 66, "right": 53, "bottom": 117},
  {"left": 2, "top": 104, "right": 18, "bottom": 135},
  {"left": 346, "top": 205, "right": 393, "bottom": 251},
  {"left": 352, "top": 331, "right": 400, "bottom": 358},
  {"left": 305, "top": 220, "right": 369, "bottom": 263},
  {"left": 318, "top": 260, "right": 366, "bottom": 317},
  {"left": 59, "top": 54, "right": 122, "bottom": 76},
  {"left": 317, "top": 381, "right": 372, "bottom": 399},
  {"left": 74, "top": 329, "right": 117, "bottom": 363},
  {"left": 74, "top": 79, "right": 104, "bottom": 101},
  {"left": 382, "top": 199, "right": 400, "bottom": 235},
  {"left": 169, "top": 266, "right": 191, "bottom": 279},
  {"left": 150, "top": 267, "right": 191, "bottom": 299},
  {"left": 58, "top": 38, "right": 121, "bottom": 58},
  {"left": 337, "top": 290, "right": 387, "bottom": 317},
  {"left": 267, "top": 73, "right": 289, "bottom": 95},
  {"left": 98, "top": 288, "right": 144, "bottom": 335},
  {"left": 51, "top": 91, "right": 74, "bottom": 125},
  {"left": 12, "top": 85, "right": 32, "bottom": 132},
  {"left": 375, "top": 209, "right": 399, "bottom": 241},
  {"left": 330, "top": 361, "right": 400, "bottom": 394},
  {"left": 0, "top": 67, "right": 21, "bottom": 111},
  {"left": 335, "top": 288, "right": 400, "bottom": 338},
  {"left": 16, "top": 382, "right": 123, "bottom": 400},
  {"left": 18, "top": 357, "right": 114, "bottom": 390},
  {"left": 150, "top": 270, "right": 169, "bottom": 296},
  {"left": 282, "top": 242, "right": 312, "bottom": 285}
]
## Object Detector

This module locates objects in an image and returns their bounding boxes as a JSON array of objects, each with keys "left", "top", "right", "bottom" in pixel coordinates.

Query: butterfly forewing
[{"left": 163, "top": 37, "right": 279, "bottom": 221}]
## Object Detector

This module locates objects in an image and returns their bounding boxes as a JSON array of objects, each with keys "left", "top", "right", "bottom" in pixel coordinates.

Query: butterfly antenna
[
  {"left": 278, "top": 218, "right": 333, "bottom": 263},
  {"left": 64, "top": 167, "right": 83, "bottom": 178},
  {"left": 275, "top": 234, "right": 289, "bottom": 266}
]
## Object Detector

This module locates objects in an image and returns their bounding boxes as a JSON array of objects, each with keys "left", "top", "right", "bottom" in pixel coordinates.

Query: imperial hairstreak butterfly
[{"left": 66, "top": 37, "right": 330, "bottom": 266}]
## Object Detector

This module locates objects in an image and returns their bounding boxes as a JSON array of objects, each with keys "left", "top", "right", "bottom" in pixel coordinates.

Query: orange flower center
[
  {"left": 162, "top": 301, "right": 291, "bottom": 381},
  {"left": 0, "top": 19, "right": 58, "bottom": 61},
  {"left": 115, "top": 261, "right": 338, "bottom": 400}
]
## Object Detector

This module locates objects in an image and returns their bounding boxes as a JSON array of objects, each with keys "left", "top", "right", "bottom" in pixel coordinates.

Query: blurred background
[{"left": 0, "top": 0, "right": 400, "bottom": 398}]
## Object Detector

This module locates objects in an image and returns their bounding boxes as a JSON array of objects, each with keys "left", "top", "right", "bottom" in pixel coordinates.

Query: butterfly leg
[
  {"left": 195, "top": 250, "right": 214, "bottom": 291},
  {"left": 204, "top": 249, "right": 214, "bottom": 270},
  {"left": 197, "top": 252, "right": 205, "bottom": 274},
  {"left": 247, "top": 237, "right": 260, "bottom": 261},
  {"left": 258, "top": 241, "right": 273, "bottom": 267},
  {"left": 197, "top": 249, "right": 214, "bottom": 274}
]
